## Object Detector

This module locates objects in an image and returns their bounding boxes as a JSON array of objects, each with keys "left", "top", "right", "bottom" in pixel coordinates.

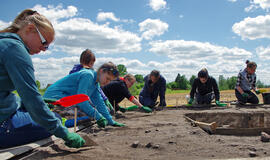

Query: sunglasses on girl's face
[{"left": 35, "top": 26, "right": 49, "bottom": 50}]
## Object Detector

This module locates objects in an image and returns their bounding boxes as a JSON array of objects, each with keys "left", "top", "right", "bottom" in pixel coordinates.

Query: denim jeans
[
  {"left": 0, "top": 108, "right": 61, "bottom": 148},
  {"left": 139, "top": 95, "right": 156, "bottom": 108}
]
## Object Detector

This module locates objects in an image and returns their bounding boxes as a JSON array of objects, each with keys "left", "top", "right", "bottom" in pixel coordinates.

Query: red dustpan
[
  {"left": 49, "top": 94, "right": 90, "bottom": 132},
  {"left": 51, "top": 94, "right": 90, "bottom": 107}
]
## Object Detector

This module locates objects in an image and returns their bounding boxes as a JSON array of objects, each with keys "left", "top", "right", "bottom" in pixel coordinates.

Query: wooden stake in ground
[
  {"left": 114, "top": 100, "right": 116, "bottom": 116},
  {"left": 184, "top": 116, "right": 217, "bottom": 134},
  {"left": 74, "top": 107, "right": 77, "bottom": 132}
]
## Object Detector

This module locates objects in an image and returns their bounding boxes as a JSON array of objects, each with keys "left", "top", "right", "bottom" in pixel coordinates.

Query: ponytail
[{"left": 245, "top": 60, "right": 257, "bottom": 68}]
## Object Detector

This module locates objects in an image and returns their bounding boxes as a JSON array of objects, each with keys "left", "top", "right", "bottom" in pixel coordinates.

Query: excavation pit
[{"left": 185, "top": 111, "right": 270, "bottom": 136}]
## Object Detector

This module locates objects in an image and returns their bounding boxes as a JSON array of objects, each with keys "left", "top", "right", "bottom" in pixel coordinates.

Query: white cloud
[
  {"left": 32, "top": 56, "right": 79, "bottom": 86},
  {"left": 149, "top": 0, "right": 167, "bottom": 11},
  {"left": 232, "top": 15, "right": 270, "bottom": 40},
  {"left": 54, "top": 18, "right": 141, "bottom": 54},
  {"left": 228, "top": 0, "right": 237, "bottom": 2},
  {"left": 244, "top": 4, "right": 259, "bottom": 12},
  {"left": 33, "top": 4, "right": 78, "bottom": 23},
  {"left": 96, "top": 12, "right": 120, "bottom": 22},
  {"left": 256, "top": 46, "right": 270, "bottom": 60},
  {"left": 30, "top": 5, "right": 142, "bottom": 55},
  {"left": 0, "top": 20, "right": 10, "bottom": 30},
  {"left": 96, "top": 12, "right": 135, "bottom": 24},
  {"left": 255, "top": 0, "right": 270, "bottom": 10},
  {"left": 149, "top": 40, "right": 252, "bottom": 60},
  {"left": 245, "top": 0, "right": 270, "bottom": 12},
  {"left": 139, "top": 19, "right": 168, "bottom": 40}
]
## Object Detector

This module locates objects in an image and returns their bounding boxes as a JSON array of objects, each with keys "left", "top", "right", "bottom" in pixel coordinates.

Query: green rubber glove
[
  {"left": 97, "top": 116, "right": 108, "bottom": 128},
  {"left": 43, "top": 98, "right": 57, "bottom": 103},
  {"left": 62, "top": 132, "right": 85, "bottom": 148},
  {"left": 119, "top": 106, "right": 127, "bottom": 113},
  {"left": 215, "top": 100, "right": 227, "bottom": 107},
  {"left": 141, "top": 106, "right": 152, "bottom": 113},
  {"left": 43, "top": 98, "right": 58, "bottom": 109},
  {"left": 105, "top": 99, "right": 114, "bottom": 111},
  {"left": 126, "top": 105, "right": 139, "bottom": 111},
  {"left": 188, "top": 98, "right": 194, "bottom": 104},
  {"left": 242, "top": 93, "right": 249, "bottom": 98},
  {"left": 62, "top": 117, "right": 67, "bottom": 126},
  {"left": 255, "top": 90, "right": 261, "bottom": 94},
  {"left": 113, "top": 121, "right": 125, "bottom": 127}
]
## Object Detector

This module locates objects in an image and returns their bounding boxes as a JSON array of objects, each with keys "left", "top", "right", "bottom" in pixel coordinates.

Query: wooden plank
[
  {"left": 184, "top": 116, "right": 217, "bottom": 134},
  {"left": 0, "top": 136, "right": 57, "bottom": 160},
  {"left": 0, "top": 125, "right": 88, "bottom": 160}
]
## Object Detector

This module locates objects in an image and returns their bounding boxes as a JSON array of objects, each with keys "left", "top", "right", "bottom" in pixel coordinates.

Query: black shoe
[{"left": 237, "top": 101, "right": 246, "bottom": 105}]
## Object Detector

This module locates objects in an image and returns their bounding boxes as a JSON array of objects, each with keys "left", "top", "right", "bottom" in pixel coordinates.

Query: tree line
[{"left": 166, "top": 74, "right": 270, "bottom": 90}]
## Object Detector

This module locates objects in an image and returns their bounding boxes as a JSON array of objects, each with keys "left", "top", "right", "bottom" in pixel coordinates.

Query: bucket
[{"left": 262, "top": 92, "right": 270, "bottom": 104}]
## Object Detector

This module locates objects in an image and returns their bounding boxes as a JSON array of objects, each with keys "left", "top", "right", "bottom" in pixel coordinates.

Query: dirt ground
[{"left": 21, "top": 91, "right": 270, "bottom": 160}]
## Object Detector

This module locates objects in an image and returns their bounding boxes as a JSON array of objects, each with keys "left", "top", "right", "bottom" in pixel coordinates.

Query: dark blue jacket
[{"left": 139, "top": 74, "right": 166, "bottom": 106}]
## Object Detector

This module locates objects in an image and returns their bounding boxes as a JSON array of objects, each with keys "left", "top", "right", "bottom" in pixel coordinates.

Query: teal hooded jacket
[
  {"left": 0, "top": 32, "right": 68, "bottom": 139},
  {"left": 43, "top": 68, "right": 115, "bottom": 125}
]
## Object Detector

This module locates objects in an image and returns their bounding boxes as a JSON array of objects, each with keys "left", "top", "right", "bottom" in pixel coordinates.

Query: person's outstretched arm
[{"left": 76, "top": 72, "right": 103, "bottom": 121}]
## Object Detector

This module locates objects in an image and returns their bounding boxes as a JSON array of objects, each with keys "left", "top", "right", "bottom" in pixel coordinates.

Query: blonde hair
[
  {"left": 124, "top": 74, "right": 136, "bottom": 82},
  {"left": 0, "top": 9, "right": 54, "bottom": 37}
]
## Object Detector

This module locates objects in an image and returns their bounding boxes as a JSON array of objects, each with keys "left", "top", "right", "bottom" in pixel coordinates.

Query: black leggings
[{"left": 235, "top": 89, "right": 259, "bottom": 104}]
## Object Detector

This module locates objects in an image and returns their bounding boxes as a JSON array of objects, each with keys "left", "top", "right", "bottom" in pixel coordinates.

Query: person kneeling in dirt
[
  {"left": 44, "top": 62, "right": 125, "bottom": 128},
  {"left": 0, "top": 9, "right": 84, "bottom": 148},
  {"left": 69, "top": 49, "right": 115, "bottom": 117},
  {"left": 102, "top": 74, "right": 152, "bottom": 113},
  {"left": 188, "top": 68, "right": 222, "bottom": 106},
  {"left": 235, "top": 60, "right": 260, "bottom": 105},
  {"left": 139, "top": 70, "right": 167, "bottom": 109}
]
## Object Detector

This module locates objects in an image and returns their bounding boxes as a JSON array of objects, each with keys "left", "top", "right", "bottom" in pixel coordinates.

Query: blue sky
[{"left": 1, "top": 0, "right": 270, "bottom": 87}]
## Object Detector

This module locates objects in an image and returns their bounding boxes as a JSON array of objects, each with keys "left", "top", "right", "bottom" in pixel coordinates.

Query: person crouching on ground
[
  {"left": 44, "top": 62, "right": 125, "bottom": 127},
  {"left": 188, "top": 68, "right": 222, "bottom": 106},
  {"left": 235, "top": 60, "right": 260, "bottom": 105},
  {"left": 0, "top": 9, "right": 84, "bottom": 148},
  {"left": 69, "top": 49, "right": 115, "bottom": 115},
  {"left": 139, "top": 70, "right": 167, "bottom": 108},
  {"left": 102, "top": 74, "right": 152, "bottom": 113}
]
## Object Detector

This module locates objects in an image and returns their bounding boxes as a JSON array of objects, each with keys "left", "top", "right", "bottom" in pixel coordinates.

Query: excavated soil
[{"left": 23, "top": 104, "right": 270, "bottom": 160}]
